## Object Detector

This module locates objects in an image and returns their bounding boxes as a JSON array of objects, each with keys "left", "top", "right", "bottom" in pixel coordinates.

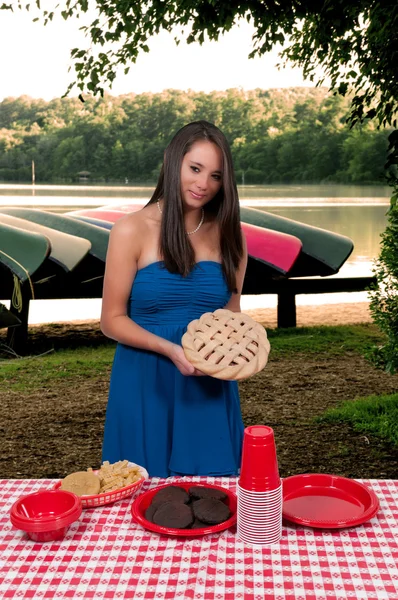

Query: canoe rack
[
  {"left": 1, "top": 275, "right": 376, "bottom": 355},
  {"left": 264, "top": 275, "right": 376, "bottom": 328}
]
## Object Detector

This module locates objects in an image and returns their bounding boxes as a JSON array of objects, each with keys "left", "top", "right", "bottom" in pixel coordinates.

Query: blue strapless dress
[{"left": 102, "top": 260, "right": 244, "bottom": 478}]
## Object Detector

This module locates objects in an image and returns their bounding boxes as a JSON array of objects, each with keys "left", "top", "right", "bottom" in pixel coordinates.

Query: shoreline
[{"left": 244, "top": 301, "right": 371, "bottom": 327}]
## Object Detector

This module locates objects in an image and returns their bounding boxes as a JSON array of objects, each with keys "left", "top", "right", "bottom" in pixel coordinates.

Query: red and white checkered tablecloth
[{"left": 0, "top": 477, "right": 397, "bottom": 600}]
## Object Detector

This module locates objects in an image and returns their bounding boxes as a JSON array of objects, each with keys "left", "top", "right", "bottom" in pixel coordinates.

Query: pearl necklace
[{"left": 156, "top": 200, "right": 205, "bottom": 235}]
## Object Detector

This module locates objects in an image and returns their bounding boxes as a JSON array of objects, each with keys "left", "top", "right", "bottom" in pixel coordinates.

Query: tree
[
  {"left": 2, "top": 1, "right": 396, "bottom": 130},
  {"left": 342, "top": 128, "right": 390, "bottom": 184},
  {"left": 368, "top": 167, "right": 398, "bottom": 374},
  {"left": 0, "top": 89, "right": 391, "bottom": 184},
  {"left": 52, "top": 135, "right": 86, "bottom": 179},
  {"left": 2, "top": 2, "right": 398, "bottom": 370}
]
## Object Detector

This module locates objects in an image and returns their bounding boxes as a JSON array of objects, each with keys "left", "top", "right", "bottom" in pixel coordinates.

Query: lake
[{"left": 0, "top": 183, "right": 391, "bottom": 324}]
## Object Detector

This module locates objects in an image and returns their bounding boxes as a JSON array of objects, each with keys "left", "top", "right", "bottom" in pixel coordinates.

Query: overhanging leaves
[{"left": 1, "top": 1, "right": 397, "bottom": 130}]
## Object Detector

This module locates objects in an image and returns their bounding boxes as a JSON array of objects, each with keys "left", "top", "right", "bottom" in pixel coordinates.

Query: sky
[{"left": 0, "top": 7, "right": 326, "bottom": 101}]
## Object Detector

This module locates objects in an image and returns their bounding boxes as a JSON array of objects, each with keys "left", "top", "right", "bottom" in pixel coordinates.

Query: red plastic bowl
[
  {"left": 10, "top": 489, "right": 82, "bottom": 541},
  {"left": 132, "top": 482, "right": 237, "bottom": 537}
]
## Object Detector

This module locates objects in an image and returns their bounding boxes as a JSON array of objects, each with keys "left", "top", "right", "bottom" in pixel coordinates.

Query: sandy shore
[
  {"left": 244, "top": 301, "right": 372, "bottom": 328},
  {"left": 27, "top": 301, "right": 372, "bottom": 330}
]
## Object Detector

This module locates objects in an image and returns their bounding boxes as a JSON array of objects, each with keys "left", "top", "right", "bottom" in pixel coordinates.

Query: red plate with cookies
[
  {"left": 54, "top": 462, "right": 149, "bottom": 508},
  {"left": 131, "top": 482, "right": 237, "bottom": 537}
]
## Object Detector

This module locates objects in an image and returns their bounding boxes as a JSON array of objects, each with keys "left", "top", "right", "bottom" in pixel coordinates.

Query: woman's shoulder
[{"left": 110, "top": 204, "right": 158, "bottom": 239}]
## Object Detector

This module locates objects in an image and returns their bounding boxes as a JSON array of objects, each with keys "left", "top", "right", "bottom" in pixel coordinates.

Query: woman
[{"left": 101, "top": 120, "right": 248, "bottom": 477}]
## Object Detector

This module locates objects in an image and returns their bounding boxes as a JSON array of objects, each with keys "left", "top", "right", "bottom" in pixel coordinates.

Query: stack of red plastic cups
[{"left": 237, "top": 425, "right": 282, "bottom": 545}]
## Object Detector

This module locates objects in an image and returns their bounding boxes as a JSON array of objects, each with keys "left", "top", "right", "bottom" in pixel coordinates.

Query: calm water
[{"left": 0, "top": 184, "right": 391, "bottom": 323}]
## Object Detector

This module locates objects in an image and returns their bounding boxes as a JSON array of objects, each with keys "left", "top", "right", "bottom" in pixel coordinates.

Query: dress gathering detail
[{"left": 102, "top": 260, "right": 245, "bottom": 478}]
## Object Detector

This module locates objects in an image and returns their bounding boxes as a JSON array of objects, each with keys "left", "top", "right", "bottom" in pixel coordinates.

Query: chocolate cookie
[
  {"left": 192, "top": 498, "right": 231, "bottom": 525},
  {"left": 151, "top": 485, "right": 190, "bottom": 507},
  {"left": 145, "top": 504, "right": 158, "bottom": 523},
  {"left": 152, "top": 501, "right": 194, "bottom": 528},
  {"left": 189, "top": 486, "right": 227, "bottom": 502},
  {"left": 190, "top": 518, "right": 209, "bottom": 529}
]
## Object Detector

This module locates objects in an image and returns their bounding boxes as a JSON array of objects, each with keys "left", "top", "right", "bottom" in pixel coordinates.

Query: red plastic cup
[
  {"left": 237, "top": 512, "right": 282, "bottom": 526},
  {"left": 238, "top": 521, "right": 281, "bottom": 535},
  {"left": 237, "top": 483, "right": 283, "bottom": 500},
  {"left": 237, "top": 529, "right": 282, "bottom": 545},
  {"left": 239, "top": 425, "right": 280, "bottom": 492}
]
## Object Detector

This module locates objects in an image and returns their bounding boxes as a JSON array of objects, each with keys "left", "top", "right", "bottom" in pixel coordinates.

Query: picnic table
[{"left": 1, "top": 477, "right": 398, "bottom": 599}]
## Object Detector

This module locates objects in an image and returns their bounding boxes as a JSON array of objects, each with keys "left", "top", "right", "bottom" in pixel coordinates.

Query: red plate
[
  {"left": 282, "top": 473, "right": 380, "bottom": 529},
  {"left": 131, "top": 482, "right": 237, "bottom": 537}
]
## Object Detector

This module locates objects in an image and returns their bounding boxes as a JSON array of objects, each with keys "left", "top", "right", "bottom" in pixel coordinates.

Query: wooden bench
[{"left": 263, "top": 276, "right": 377, "bottom": 328}]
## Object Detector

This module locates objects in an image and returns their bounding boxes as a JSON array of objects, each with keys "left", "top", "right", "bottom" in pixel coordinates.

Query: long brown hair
[{"left": 147, "top": 120, "right": 243, "bottom": 292}]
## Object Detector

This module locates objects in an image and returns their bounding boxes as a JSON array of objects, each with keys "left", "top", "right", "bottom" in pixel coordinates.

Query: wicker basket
[{"left": 54, "top": 463, "right": 148, "bottom": 508}]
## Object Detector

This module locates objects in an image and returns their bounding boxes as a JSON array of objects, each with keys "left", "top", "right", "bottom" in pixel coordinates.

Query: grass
[
  {"left": 267, "top": 322, "right": 384, "bottom": 357},
  {"left": 0, "top": 346, "right": 114, "bottom": 392},
  {"left": 0, "top": 322, "right": 386, "bottom": 391},
  {"left": 1, "top": 322, "right": 397, "bottom": 454},
  {"left": 317, "top": 393, "right": 398, "bottom": 447}
]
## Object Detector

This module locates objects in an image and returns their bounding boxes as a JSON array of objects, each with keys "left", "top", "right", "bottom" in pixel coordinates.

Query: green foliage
[
  {"left": 2, "top": 0, "right": 397, "bottom": 379},
  {"left": 342, "top": 129, "right": 391, "bottom": 184},
  {"left": 368, "top": 153, "right": 398, "bottom": 373},
  {"left": 317, "top": 393, "right": 398, "bottom": 447},
  {"left": 2, "top": 1, "right": 396, "bottom": 134},
  {"left": 2, "top": 1, "right": 397, "bottom": 187},
  {"left": 0, "top": 89, "right": 391, "bottom": 184}
]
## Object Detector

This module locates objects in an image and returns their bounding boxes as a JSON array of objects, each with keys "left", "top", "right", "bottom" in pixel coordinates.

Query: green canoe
[
  {"left": 0, "top": 207, "right": 109, "bottom": 262},
  {"left": 0, "top": 302, "right": 21, "bottom": 329},
  {"left": 0, "top": 222, "right": 52, "bottom": 300},
  {"left": 0, "top": 213, "right": 92, "bottom": 272},
  {"left": 0, "top": 222, "right": 51, "bottom": 284},
  {"left": 0, "top": 207, "right": 110, "bottom": 298},
  {"left": 240, "top": 207, "right": 354, "bottom": 276}
]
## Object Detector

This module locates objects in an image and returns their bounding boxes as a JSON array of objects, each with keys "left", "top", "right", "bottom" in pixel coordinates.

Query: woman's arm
[
  {"left": 100, "top": 215, "right": 195, "bottom": 376},
  {"left": 223, "top": 231, "right": 248, "bottom": 312}
]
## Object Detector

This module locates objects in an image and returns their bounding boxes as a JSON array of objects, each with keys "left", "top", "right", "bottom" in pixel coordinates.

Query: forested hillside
[{"left": 0, "top": 88, "right": 390, "bottom": 185}]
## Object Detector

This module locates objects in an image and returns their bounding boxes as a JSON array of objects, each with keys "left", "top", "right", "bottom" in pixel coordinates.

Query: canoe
[
  {"left": 0, "top": 222, "right": 50, "bottom": 284},
  {"left": 67, "top": 208, "right": 127, "bottom": 223},
  {"left": 0, "top": 222, "right": 52, "bottom": 300},
  {"left": 240, "top": 222, "right": 302, "bottom": 292},
  {"left": 67, "top": 215, "right": 114, "bottom": 230},
  {"left": 240, "top": 207, "right": 353, "bottom": 276},
  {"left": 0, "top": 207, "right": 109, "bottom": 262},
  {"left": 100, "top": 203, "right": 144, "bottom": 213},
  {"left": 241, "top": 222, "right": 301, "bottom": 275},
  {"left": 0, "top": 302, "right": 21, "bottom": 329},
  {"left": 0, "top": 208, "right": 110, "bottom": 298},
  {"left": 92, "top": 202, "right": 303, "bottom": 280},
  {"left": 0, "top": 213, "right": 91, "bottom": 272},
  {"left": 95, "top": 204, "right": 353, "bottom": 276}
]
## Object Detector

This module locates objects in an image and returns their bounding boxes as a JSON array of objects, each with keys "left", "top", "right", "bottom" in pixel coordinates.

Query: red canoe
[
  {"left": 81, "top": 204, "right": 302, "bottom": 279},
  {"left": 241, "top": 221, "right": 302, "bottom": 276},
  {"left": 100, "top": 203, "right": 144, "bottom": 213},
  {"left": 67, "top": 209, "right": 128, "bottom": 222}
]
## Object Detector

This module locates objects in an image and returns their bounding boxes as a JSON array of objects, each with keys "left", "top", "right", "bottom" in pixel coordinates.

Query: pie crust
[{"left": 182, "top": 309, "right": 270, "bottom": 380}]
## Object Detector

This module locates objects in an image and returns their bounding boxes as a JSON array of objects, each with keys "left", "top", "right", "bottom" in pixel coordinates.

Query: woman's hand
[{"left": 169, "top": 344, "right": 206, "bottom": 376}]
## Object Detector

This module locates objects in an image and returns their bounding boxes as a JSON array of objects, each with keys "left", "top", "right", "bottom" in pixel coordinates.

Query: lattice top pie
[{"left": 181, "top": 309, "right": 271, "bottom": 380}]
